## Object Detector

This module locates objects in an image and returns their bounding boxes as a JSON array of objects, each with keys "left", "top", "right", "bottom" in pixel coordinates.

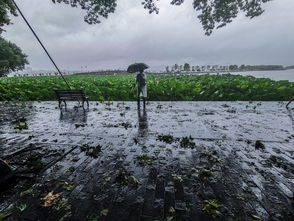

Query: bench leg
[
  {"left": 286, "top": 96, "right": 294, "bottom": 108},
  {"left": 58, "top": 100, "right": 67, "bottom": 109},
  {"left": 82, "top": 99, "right": 89, "bottom": 109}
]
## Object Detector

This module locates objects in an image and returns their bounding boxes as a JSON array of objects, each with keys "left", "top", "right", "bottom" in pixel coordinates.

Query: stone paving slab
[{"left": 0, "top": 101, "right": 293, "bottom": 221}]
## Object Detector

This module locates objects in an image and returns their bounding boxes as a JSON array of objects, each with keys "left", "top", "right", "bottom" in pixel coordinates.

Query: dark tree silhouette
[
  {"left": 52, "top": 0, "right": 271, "bottom": 35},
  {"left": 0, "top": 0, "right": 17, "bottom": 33},
  {"left": 183, "top": 63, "right": 190, "bottom": 71},
  {"left": 0, "top": 37, "right": 28, "bottom": 77},
  {"left": 0, "top": 0, "right": 272, "bottom": 35}
]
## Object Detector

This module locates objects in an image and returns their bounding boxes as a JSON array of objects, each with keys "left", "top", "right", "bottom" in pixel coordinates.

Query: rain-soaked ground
[{"left": 0, "top": 101, "right": 293, "bottom": 221}]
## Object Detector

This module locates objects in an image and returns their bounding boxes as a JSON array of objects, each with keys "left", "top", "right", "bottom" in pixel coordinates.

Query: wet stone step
[
  {"left": 127, "top": 196, "right": 144, "bottom": 221},
  {"left": 152, "top": 198, "right": 164, "bottom": 218},
  {"left": 140, "top": 215, "right": 155, "bottom": 221},
  {"left": 175, "top": 200, "right": 187, "bottom": 211},
  {"left": 141, "top": 168, "right": 158, "bottom": 217},
  {"left": 155, "top": 175, "right": 165, "bottom": 199},
  {"left": 0, "top": 160, "right": 13, "bottom": 186},
  {"left": 175, "top": 179, "right": 185, "bottom": 201},
  {"left": 106, "top": 202, "right": 130, "bottom": 221},
  {"left": 147, "top": 167, "right": 157, "bottom": 184},
  {"left": 164, "top": 183, "right": 175, "bottom": 218},
  {"left": 141, "top": 185, "right": 156, "bottom": 218}
]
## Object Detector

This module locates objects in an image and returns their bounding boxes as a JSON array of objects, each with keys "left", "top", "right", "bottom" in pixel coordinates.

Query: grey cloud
[{"left": 3, "top": 0, "right": 294, "bottom": 71}]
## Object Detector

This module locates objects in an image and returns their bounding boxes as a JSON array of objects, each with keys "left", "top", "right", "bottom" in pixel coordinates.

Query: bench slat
[{"left": 54, "top": 90, "right": 88, "bottom": 101}]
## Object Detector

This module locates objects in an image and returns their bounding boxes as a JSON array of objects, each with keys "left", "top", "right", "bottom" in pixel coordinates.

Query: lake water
[{"left": 216, "top": 69, "right": 294, "bottom": 82}]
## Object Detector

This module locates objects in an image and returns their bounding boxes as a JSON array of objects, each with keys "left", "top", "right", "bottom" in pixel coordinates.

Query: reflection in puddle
[
  {"left": 138, "top": 109, "right": 148, "bottom": 138},
  {"left": 59, "top": 107, "right": 88, "bottom": 124}
]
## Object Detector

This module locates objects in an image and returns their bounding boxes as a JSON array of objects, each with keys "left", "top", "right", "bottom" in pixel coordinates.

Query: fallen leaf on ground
[
  {"left": 41, "top": 191, "right": 63, "bottom": 207},
  {"left": 252, "top": 214, "right": 263, "bottom": 221},
  {"left": 20, "top": 188, "right": 33, "bottom": 197},
  {"left": 100, "top": 209, "right": 109, "bottom": 216},
  {"left": 0, "top": 212, "right": 11, "bottom": 220},
  {"left": 17, "top": 204, "right": 28, "bottom": 212},
  {"left": 3, "top": 159, "right": 11, "bottom": 164}
]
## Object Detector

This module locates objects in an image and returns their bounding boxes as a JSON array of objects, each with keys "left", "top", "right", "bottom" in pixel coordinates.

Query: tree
[
  {"left": 174, "top": 64, "right": 179, "bottom": 71},
  {"left": 165, "top": 66, "right": 170, "bottom": 73},
  {"left": 0, "top": 2, "right": 29, "bottom": 77},
  {"left": 183, "top": 63, "right": 190, "bottom": 71},
  {"left": 229, "top": 65, "right": 238, "bottom": 71},
  {"left": 52, "top": 0, "right": 271, "bottom": 35},
  {"left": 179, "top": 65, "right": 183, "bottom": 71},
  {"left": 0, "top": 37, "right": 28, "bottom": 77},
  {"left": 239, "top": 64, "right": 245, "bottom": 71},
  {"left": 0, "top": 0, "right": 17, "bottom": 34}
]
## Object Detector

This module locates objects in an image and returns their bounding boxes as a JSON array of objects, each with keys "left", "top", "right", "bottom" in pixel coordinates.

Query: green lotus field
[{"left": 0, "top": 74, "right": 293, "bottom": 101}]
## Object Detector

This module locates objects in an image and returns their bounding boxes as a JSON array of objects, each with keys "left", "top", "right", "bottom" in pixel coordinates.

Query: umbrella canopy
[{"left": 127, "top": 63, "right": 149, "bottom": 73}]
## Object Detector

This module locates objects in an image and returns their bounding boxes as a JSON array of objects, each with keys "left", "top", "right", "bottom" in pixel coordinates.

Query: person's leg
[{"left": 137, "top": 89, "right": 141, "bottom": 109}]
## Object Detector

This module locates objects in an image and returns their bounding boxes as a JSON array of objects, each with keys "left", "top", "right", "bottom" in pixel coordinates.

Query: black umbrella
[{"left": 127, "top": 63, "right": 149, "bottom": 73}]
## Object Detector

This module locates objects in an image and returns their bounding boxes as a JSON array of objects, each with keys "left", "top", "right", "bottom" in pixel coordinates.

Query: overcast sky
[{"left": 3, "top": 0, "right": 294, "bottom": 71}]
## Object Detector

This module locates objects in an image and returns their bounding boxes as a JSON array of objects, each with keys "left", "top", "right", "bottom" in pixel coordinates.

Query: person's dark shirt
[{"left": 136, "top": 73, "right": 146, "bottom": 88}]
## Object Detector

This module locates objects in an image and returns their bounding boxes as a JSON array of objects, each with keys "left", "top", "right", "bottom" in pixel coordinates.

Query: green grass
[{"left": 0, "top": 74, "right": 293, "bottom": 101}]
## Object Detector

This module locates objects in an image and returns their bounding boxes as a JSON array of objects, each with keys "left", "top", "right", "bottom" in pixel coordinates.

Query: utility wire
[{"left": 11, "top": 0, "right": 71, "bottom": 89}]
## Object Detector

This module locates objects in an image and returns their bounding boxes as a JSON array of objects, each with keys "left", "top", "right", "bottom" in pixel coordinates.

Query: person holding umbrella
[
  {"left": 127, "top": 63, "right": 148, "bottom": 109},
  {"left": 136, "top": 70, "right": 147, "bottom": 109}
]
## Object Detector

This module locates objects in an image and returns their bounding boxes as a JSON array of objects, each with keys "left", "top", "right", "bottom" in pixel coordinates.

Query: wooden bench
[{"left": 54, "top": 90, "right": 89, "bottom": 109}]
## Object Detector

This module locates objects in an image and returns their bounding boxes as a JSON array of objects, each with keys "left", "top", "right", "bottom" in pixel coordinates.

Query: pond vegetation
[{"left": 0, "top": 74, "right": 293, "bottom": 101}]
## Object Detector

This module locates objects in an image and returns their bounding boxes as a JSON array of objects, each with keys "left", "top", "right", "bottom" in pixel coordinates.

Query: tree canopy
[
  {"left": 0, "top": 2, "right": 28, "bottom": 77},
  {"left": 52, "top": 0, "right": 271, "bottom": 35},
  {"left": 0, "top": 0, "right": 16, "bottom": 34},
  {"left": 183, "top": 63, "right": 191, "bottom": 71},
  {"left": 0, "top": 37, "right": 28, "bottom": 77},
  {"left": 0, "top": 0, "right": 271, "bottom": 35}
]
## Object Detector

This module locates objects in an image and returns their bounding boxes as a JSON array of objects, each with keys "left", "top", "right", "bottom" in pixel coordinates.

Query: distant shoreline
[{"left": 8, "top": 68, "right": 294, "bottom": 82}]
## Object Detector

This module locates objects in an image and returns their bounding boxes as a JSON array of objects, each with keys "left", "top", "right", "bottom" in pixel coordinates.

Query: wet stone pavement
[{"left": 0, "top": 101, "right": 293, "bottom": 221}]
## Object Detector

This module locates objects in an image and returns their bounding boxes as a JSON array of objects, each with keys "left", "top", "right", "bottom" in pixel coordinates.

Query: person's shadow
[{"left": 59, "top": 107, "right": 88, "bottom": 124}]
